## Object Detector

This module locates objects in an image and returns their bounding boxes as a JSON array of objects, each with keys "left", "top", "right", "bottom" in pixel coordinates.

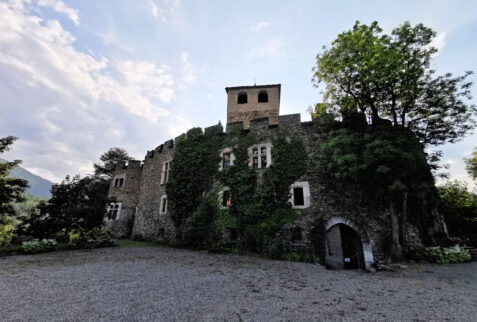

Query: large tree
[
  {"left": 312, "top": 21, "right": 473, "bottom": 260},
  {"left": 0, "top": 136, "right": 28, "bottom": 225},
  {"left": 313, "top": 21, "right": 475, "bottom": 146},
  {"left": 94, "top": 147, "right": 131, "bottom": 177}
]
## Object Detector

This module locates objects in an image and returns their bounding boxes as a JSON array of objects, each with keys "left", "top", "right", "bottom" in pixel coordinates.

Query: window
[
  {"left": 106, "top": 202, "right": 122, "bottom": 220},
  {"left": 159, "top": 195, "right": 168, "bottom": 214},
  {"left": 113, "top": 175, "right": 125, "bottom": 187},
  {"left": 219, "top": 188, "right": 231, "bottom": 209},
  {"left": 289, "top": 181, "right": 310, "bottom": 209},
  {"left": 161, "top": 160, "right": 172, "bottom": 184},
  {"left": 249, "top": 143, "right": 272, "bottom": 169},
  {"left": 293, "top": 187, "right": 304, "bottom": 206},
  {"left": 223, "top": 152, "right": 231, "bottom": 168},
  {"left": 258, "top": 90, "right": 268, "bottom": 103},
  {"left": 219, "top": 148, "right": 235, "bottom": 170},
  {"left": 291, "top": 227, "right": 303, "bottom": 242},
  {"left": 237, "top": 92, "right": 247, "bottom": 104},
  {"left": 222, "top": 190, "right": 231, "bottom": 208}
]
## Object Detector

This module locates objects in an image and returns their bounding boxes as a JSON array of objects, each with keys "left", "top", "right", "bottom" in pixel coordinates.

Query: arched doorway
[{"left": 324, "top": 217, "right": 374, "bottom": 270}]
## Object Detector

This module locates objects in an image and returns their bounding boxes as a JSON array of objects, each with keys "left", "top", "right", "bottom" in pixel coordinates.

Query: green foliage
[
  {"left": 18, "top": 175, "right": 110, "bottom": 240},
  {"left": 21, "top": 239, "right": 57, "bottom": 254},
  {"left": 183, "top": 196, "right": 219, "bottom": 249},
  {"left": 316, "top": 118, "right": 433, "bottom": 193},
  {"left": 465, "top": 148, "right": 477, "bottom": 180},
  {"left": 167, "top": 125, "right": 310, "bottom": 260},
  {"left": 313, "top": 21, "right": 475, "bottom": 147},
  {"left": 408, "top": 245, "right": 471, "bottom": 264},
  {"left": 0, "top": 224, "right": 14, "bottom": 247},
  {"left": 70, "top": 228, "right": 117, "bottom": 249},
  {"left": 94, "top": 147, "right": 131, "bottom": 177},
  {"left": 0, "top": 136, "right": 28, "bottom": 225},
  {"left": 438, "top": 181, "right": 477, "bottom": 247},
  {"left": 167, "top": 127, "right": 222, "bottom": 232}
]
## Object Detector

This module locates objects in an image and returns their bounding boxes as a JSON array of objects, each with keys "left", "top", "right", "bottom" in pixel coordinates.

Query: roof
[{"left": 225, "top": 84, "right": 281, "bottom": 93}]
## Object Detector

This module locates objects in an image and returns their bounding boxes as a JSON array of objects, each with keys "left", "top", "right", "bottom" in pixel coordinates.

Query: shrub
[
  {"left": 0, "top": 224, "right": 15, "bottom": 247},
  {"left": 408, "top": 245, "right": 471, "bottom": 264},
  {"left": 21, "top": 239, "right": 57, "bottom": 254},
  {"left": 71, "top": 228, "right": 117, "bottom": 249}
]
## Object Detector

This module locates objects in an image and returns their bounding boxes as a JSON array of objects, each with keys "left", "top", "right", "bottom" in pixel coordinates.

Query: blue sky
[{"left": 0, "top": 0, "right": 476, "bottom": 189}]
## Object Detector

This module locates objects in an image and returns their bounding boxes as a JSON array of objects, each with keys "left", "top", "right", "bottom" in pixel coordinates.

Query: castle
[{"left": 106, "top": 84, "right": 443, "bottom": 270}]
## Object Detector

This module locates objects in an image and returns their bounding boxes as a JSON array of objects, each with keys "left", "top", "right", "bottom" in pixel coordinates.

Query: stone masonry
[{"left": 107, "top": 83, "right": 446, "bottom": 269}]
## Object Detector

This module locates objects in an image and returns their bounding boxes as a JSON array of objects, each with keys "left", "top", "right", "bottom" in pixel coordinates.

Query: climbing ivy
[
  {"left": 166, "top": 127, "right": 222, "bottom": 235},
  {"left": 167, "top": 125, "right": 308, "bottom": 257}
]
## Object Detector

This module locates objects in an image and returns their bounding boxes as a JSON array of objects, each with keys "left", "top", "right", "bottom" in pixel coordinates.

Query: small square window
[{"left": 114, "top": 177, "right": 124, "bottom": 187}]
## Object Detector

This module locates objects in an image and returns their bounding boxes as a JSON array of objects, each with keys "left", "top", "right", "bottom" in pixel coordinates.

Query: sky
[{"left": 0, "top": 0, "right": 476, "bottom": 189}]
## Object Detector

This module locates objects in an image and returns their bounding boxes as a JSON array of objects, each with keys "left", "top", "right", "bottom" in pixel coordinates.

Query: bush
[
  {"left": 0, "top": 224, "right": 15, "bottom": 247},
  {"left": 71, "top": 228, "right": 117, "bottom": 249},
  {"left": 21, "top": 239, "right": 57, "bottom": 254},
  {"left": 408, "top": 245, "right": 471, "bottom": 264}
]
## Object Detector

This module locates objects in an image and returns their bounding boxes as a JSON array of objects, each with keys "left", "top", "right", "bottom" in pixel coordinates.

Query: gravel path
[{"left": 1, "top": 246, "right": 476, "bottom": 321}]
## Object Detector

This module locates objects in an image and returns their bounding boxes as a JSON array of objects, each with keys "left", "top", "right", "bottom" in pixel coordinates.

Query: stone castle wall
[{"left": 106, "top": 160, "right": 142, "bottom": 237}]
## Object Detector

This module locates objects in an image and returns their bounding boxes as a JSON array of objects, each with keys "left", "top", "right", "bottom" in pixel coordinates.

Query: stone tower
[{"left": 225, "top": 84, "right": 280, "bottom": 128}]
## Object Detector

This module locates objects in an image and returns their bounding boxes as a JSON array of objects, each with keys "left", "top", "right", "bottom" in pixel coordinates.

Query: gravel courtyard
[{"left": 1, "top": 246, "right": 476, "bottom": 322}]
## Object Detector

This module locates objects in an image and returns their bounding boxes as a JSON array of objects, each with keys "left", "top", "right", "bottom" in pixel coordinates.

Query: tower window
[
  {"left": 258, "top": 90, "right": 268, "bottom": 103},
  {"left": 237, "top": 92, "right": 248, "bottom": 104},
  {"left": 289, "top": 181, "right": 310, "bottom": 209}
]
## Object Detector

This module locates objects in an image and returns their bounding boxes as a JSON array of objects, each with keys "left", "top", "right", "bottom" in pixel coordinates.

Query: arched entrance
[{"left": 324, "top": 217, "right": 374, "bottom": 270}]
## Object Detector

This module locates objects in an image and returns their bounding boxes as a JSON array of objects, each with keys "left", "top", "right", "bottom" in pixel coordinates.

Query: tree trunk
[
  {"left": 388, "top": 197, "right": 404, "bottom": 262},
  {"left": 399, "top": 191, "right": 408, "bottom": 247}
]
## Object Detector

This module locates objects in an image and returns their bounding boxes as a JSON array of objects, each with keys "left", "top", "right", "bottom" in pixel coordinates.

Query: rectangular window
[
  {"left": 261, "top": 155, "right": 267, "bottom": 168},
  {"left": 114, "top": 177, "right": 124, "bottom": 187},
  {"left": 222, "top": 190, "right": 231, "bottom": 208},
  {"left": 252, "top": 157, "right": 259, "bottom": 169},
  {"left": 223, "top": 152, "right": 231, "bottom": 168},
  {"left": 293, "top": 187, "right": 304, "bottom": 206},
  {"left": 161, "top": 160, "right": 172, "bottom": 184},
  {"left": 107, "top": 202, "right": 121, "bottom": 220},
  {"left": 160, "top": 196, "right": 168, "bottom": 214}
]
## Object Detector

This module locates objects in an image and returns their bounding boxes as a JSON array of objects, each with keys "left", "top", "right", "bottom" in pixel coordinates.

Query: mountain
[{"left": 0, "top": 158, "right": 54, "bottom": 199}]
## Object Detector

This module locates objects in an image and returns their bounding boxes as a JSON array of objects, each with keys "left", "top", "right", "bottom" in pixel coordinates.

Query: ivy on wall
[{"left": 167, "top": 125, "right": 308, "bottom": 257}]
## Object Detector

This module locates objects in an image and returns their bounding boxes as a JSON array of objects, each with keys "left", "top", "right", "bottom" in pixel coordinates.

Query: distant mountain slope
[{"left": 0, "top": 158, "right": 53, "bottom": 199}]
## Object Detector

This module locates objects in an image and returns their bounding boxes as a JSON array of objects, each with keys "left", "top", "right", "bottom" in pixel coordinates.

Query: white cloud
[
  {"left": 0, "top": 0, "right": 184, "bottom": 182},
  {"left": 145, "top": 0, "right": 181, "bottom": 21},
  {"left": 0, "top": 1, "right": 173, "bottom": 121},
  {"left": 37, "top": 0, "right": 79, "bottom": 25},
  {"left": 250, "top": 21, "right": 271, "bottom": 32},
  {"left": 180, "top": 51, "right": 197, "bottom": 86},
  {"left": 247, "top": 38, "right": 283, "bottom": 60}
]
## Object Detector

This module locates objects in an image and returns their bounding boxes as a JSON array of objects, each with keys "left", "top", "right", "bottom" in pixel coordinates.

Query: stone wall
[
  {"left": 132, "top": 139, "right": 176, "bottom": 240},
  {"left": 226, "top": 84, "right": 280, "bottom": 128},
  {"left": 106, "top": 160, "right": 142, "bottom": 238}
]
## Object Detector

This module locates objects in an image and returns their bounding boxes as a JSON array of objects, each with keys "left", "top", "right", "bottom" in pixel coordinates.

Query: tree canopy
[
  {"left": 0, "top": 136, "right": 28, "bottom": 225},
  {"left": 20, "top": 175, "right": 110, "bottom": 240},
  {"left": 313, "top": 21, "right": 475, "bottom": 146},
  {"left": 94, "top": 147, "right": 131, "bottom": 177},
  {"left": 465, "top": 148, "right": 477, "bottom": 180}
]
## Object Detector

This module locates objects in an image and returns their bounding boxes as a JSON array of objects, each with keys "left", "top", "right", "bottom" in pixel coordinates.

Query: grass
[{"left": 117, "top": 239, "right": 159, "bottom": 248}]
